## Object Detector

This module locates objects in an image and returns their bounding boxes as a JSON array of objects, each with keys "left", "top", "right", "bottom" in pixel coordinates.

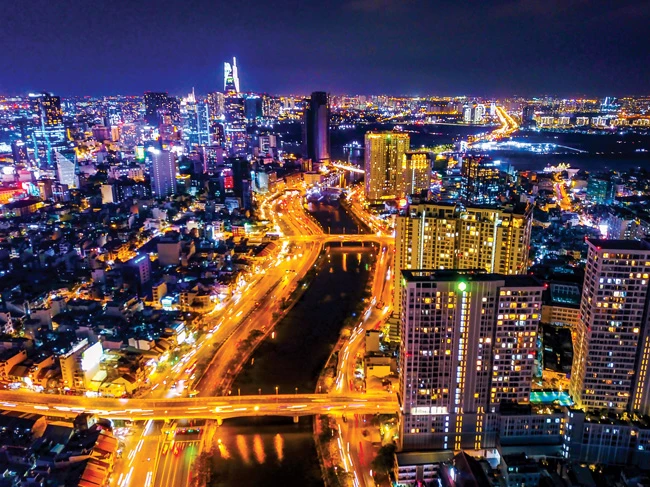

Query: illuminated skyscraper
[
  {"left": 207, "top": 92, "right": 225, "bottom": 120},
  {"left": 399, "top": 270, "right": 542, "bottom": 450},
  {"left": 224, "top": 57, "right": 240, "bottom": 94},
  {"left": 29, "top": 92, "right": 62, "bottom": 126},
  {"left": 570, "top": 239, "right": 650, "bottom": 414},
  {"left": 460, "top": 156, "right": 504, "bottom": 204},
  {"left": 224, "top": 97, "right": 247, "bottom": 154},
  {"left": 364, "top": 131, "right": 410, "bottom": 201},
  {"left": 54, "top": 149, "right": 78, "bottom": 188},
  {"left": 223, "top": 58, "right": 247, "bottom": 154},
  {"left": 262, "top": 95, "right": 281, "bottom": 119},
  {"left": 393, "top": 202, "right": 532, "bottom": 314},
  {"left": 303, "top": 91, "right": 330, "bottom": 164},
  {"left": 29, "top": 92, "right": 65, "bottom": 166},
  {"left": 473, "top": 103, "right": 486, "bottom": 123},
  {"left": 180, "top": 91, "right": 211, "bottom": 147},
  {"left": 401, "top": 151, "right": 433, "bottom": 197},
  {"left": 244, "top": 95, "right": 262, "bottom": 122},
  {"left": 151, "top": 149, "right": 177, "bottom": 198}
]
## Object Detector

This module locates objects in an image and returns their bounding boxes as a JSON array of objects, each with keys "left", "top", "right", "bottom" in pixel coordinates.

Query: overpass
[
  {"left": 330, "top": 162, "right": 365, "bottom": 174},
  {"left": 0, "top": 390, "right": 399, "bottom": 421},
  {"left": 287, "top": 234, "right": 393, "bottom": 245}
]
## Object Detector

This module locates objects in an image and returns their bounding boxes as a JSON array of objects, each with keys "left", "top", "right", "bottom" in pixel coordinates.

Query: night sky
[{"left": 3, "top": 0, "right": 649, "bottom": 97}]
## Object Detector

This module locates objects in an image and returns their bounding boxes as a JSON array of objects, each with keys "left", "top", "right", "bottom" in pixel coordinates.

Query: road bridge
[
  {"left": 0, "top": 391, "right": 399, "bottom": 421},
  {"left": 287, "top": 234, "right": 393, "bottom": 245}
]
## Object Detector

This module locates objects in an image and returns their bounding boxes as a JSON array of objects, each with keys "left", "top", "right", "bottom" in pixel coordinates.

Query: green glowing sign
[{"left": 457, "top": 281, "right": 467, "bottom": 292}]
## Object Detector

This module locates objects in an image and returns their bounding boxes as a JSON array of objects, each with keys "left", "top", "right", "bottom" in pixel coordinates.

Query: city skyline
[
  {"left": 3, "top": 0, "right": 650, "bottom": 97},
  {"left": 2, "top": 8, "right": 650, "bottom": 483}
]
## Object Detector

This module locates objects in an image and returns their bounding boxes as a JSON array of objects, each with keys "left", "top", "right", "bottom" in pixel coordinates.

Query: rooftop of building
[
  {"left": 587, "top": 238, "right": 650, "bottom": 251},
  {"left": 401, "top": 269, "right": 541, "bottom": 288},
  {"left": 405, "top": 200, "right": 530, "bottom": 216},
  {"left": 395, "top": 450, "right": 454, "bottom": 466}
]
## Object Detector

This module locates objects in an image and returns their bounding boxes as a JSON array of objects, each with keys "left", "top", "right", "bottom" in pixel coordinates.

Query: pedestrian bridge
[{"left": 0, "top": 391, "right": 399, "bottom": 421}]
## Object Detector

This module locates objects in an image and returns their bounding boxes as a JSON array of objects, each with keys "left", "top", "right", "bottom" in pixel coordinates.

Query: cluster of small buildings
[{"left": 0, "top": 411, "right": 118, "bottom": 487}]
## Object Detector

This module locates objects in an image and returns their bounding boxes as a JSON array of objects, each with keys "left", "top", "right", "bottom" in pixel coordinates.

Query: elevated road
[
  {"left": 288, "top": 234, "right": 393, "bottom": 245},
  {"left": 0, "top": 391, "right": 399, "bottom": 421}
]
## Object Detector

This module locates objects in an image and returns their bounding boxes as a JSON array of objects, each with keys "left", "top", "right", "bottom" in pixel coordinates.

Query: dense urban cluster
[{"left": 1, "top": 57, "right": 650, "bottom": 487}]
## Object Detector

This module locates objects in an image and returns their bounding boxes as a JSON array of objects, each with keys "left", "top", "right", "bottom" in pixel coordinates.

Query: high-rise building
[
  {"left": 302, "top": 92, "right": 330, "bottom": 165},
  {"left": 180, "top": 91, "right": 211, "bottom": 147},
  {"left": 224, "top": 57, "right": 240, "bottom": 94},
  {"left": 196, "top": 102, "right": 211, "bottom": 146},
  {"left": 151, "top": 149, "right": 177, "bottom": 198},
  {"left": 393, "top": 202, "right": 532, "bottom": 313},
  {"left": 463, "top": 105, "right": 473, "bottom": 123},
  {"left": 144, "top": 92, "right": 168, "bottom": 125},
  {"left": 586, "top": 176, "right": 614, "bottom": 205},
  {"left": 462, "top": 103, "right": 486, "bottom": 124},
  {"left": 401, "top": 151, "right": 433, "bottom": 197},
  {"left": 244, "top": 96, "right": 262, "bottom": 122},
  {"left": 29, "top": 93, "right": 66, "bottom": 167},
  {"left": 143, "top": 92, "right": 180, "bottom": 126},
  {"left": 460, "top": 156, "right": 504, "bottom": 204},
  {"left": 262, "top": 95, "right": 281, "bottom": 119},
  {"left": 54, "top": 149, "right": 79, "bottom": 188},
  {"left": 129, "top": 254, "right": 152, "bottom": 285},
  {"left": 521, "top": 105, "right": 536, "bottom": 128},
  {"left": 399, "top": 270, "right": 543, "bottom": 450},
  {"left": 207, "top": 91, "right": 225, "bottom": 120},
  {"left": 473, "top": 104, "right": 486, "bottom": 123},
  {"left": 29, "top": 92, "right": 63, "bottom": 126},
  {"left": 11, "top": 141, "right": 28, "bottom": 164},
  {"left": 224, "top": 97, "right": 247, "bottom": 155},
  {"left": 223, "top": 58, "right": 247, "bottom": 155},
  {"left": 364, "top": 132, "right": 410, "bottom": 201},
  {"left": 571, "top": 239, "right": 650, "bottom": 414}
]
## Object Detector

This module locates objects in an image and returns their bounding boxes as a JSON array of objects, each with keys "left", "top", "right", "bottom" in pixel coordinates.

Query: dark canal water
[{"left": 211, "top": 204, "right": 373, "bottom": 487}]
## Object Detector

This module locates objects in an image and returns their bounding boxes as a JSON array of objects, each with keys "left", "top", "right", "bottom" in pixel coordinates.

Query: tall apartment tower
[
  {"left": 303, "top": 91, "right": 330, "bottom": 164},
  {"left": 399, "top": 270, "right": 543, "bottom": 451},
  {"left": 393, "top": 202, "right": 532, "bottom": 313},
  {"left": 401, "top": 151, "right": 433, "bottom": 197},
  {"left": 570, "top": 239, "right": 650, "bottom": 414},
  {"left": 364, "top": 132, "right": 410, "bottom": 201},
  {"left": 151, "top": 149, "right": 177, "bottom": 198}
]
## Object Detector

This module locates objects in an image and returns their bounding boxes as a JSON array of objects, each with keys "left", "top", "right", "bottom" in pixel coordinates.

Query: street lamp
[{"left": 275, "top": 386, "right": 279, "bottom": 395}]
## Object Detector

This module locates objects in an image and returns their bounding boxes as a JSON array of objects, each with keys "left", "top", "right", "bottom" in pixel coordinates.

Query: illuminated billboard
[{"left": 81, "top": 342, "right": 103, "bottom": 372}]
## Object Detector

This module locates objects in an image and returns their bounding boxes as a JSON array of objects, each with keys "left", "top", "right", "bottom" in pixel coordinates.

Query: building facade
[
  {"left": 393, "top": 202, "right": 532, "bottom": 314},
  {"left": 151, "top": 149, "right": 177, "bottom": 198},
  {"left": 401, "top": 151, "right": 433, "bottom": 197},
  {"left": 399, "top": 270, "right": 542, "bottom": 451},
  {"left": 303, "top": 91, "right": 330, "bottom": 165},
  {"left": 570, "top": 239, "right": 650, "bottom": 414},
  {"left": 364, "top": 132, "right": 410, "bottom": 201}
]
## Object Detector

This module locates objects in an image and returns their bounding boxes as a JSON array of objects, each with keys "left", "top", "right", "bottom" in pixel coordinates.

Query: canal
[{"left": 208, "top": 203, "right": 373, "bottom": 486}]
